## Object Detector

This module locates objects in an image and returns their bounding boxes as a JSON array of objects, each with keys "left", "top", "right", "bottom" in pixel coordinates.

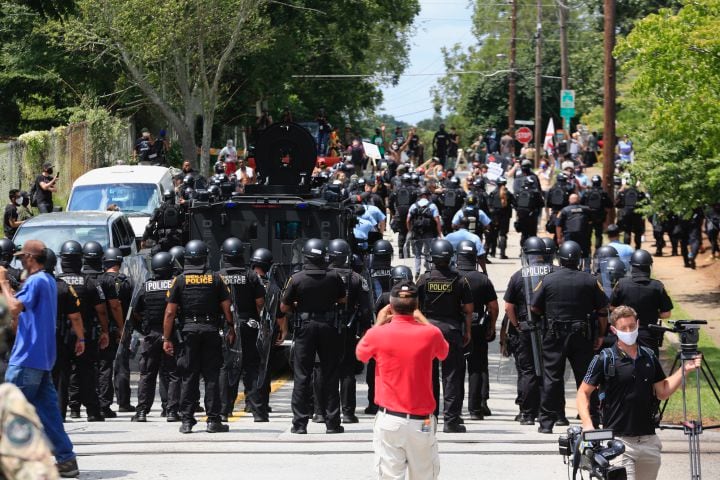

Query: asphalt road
[{"left": 67, "top": 228, "right": 720, "bottom": 479}]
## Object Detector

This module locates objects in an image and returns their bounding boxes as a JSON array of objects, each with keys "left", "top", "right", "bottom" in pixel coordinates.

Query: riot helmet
[
  {"left": 102, "top": 247, "right": 124, "bottom": 270},
  {"left": 328, "top": 239, "right": 351, "bottom": 267},
  {"left": 448, "top": 176, "right": 460, "bottom": 187},
  {"left": 250, "top": 248, "right": 273, "bottom": 272},
  {"left": 410, "top": 173, "right": 420, "bottom": 185},
  {"left": 401, "top": 173, "right": 412, "bottom": 185},
  {"left": 390, "top": 265, "right": 413, "bottom": 285},
  {"left": 0, "top": 238, "right": 15, "bottom": 262},
  {"left": 558, "top": 240, "right": 582, "bottom": 269},
  {"left": 151, "top": 252, "right": 174, "bottom": 278},
  {"left": 521, "top": 159, "right": 533, "bottom": 173},
  {"left": 541, "top": 236, "right": 557, "bottom": 260},
  {"left": 183, "top": 174, "right": 196, "bottom": 188},
  {"left": 82, "top": 241, "right": 104, "bottom": 271},
  {"left": 591, "top": 175, "right": 602, "bottom": 188},
  {"left": 596, "top": 245, "right": 619, "bottom": 259},
  {"left": 214, "top": 161, "right": 225, "bottom": 174},
  {"left": 372, "top": 239, "right": 393, "bottom": 258},
  {"left": 606, "top": 257, "right": 627, "bottom": 283},
  {"left": 472, "top": 178, "right": 486, "bottom": 190},
  {"left": 556, "top": 172, "right": 567, "bottom": 183},
  {"left": 302, "top": 238, "right": 327, "bottom": 265},
  {"left": 163, "top": 191, "right": 174, "bottom": 204},
  {"left": 456, "top": 240, "right": 478, "bottom": 270},
  {"left": 221, "top": 237, "right": 245, "bottom": 266},
  {"left": 351, "top": 254, "right": 364, "bottom": 274},
  {"left": 184, "top": 240, "right": 209, "bottom": 267},
  {"left": 182, "top": 187, "right": 195, "bottom": 201},
  {"left": 60, "top": 240, "right": 83, "bottom": 273},
  {"left": 430, "top": 238, "right": 453, "bottom": 267},
  {"left": 630, "top": 249, "right": 653, "bottom": 268},
  {"left": 418, "top": 187, "right": 430, "bottom": 197},
  {"left": 44, "top": 248, "right": 57, "bottom": 274},
  {"left": 522, "top": 236, "right": 546, "bottom": 255},
  {"left": 496, "top": 177, "right": 507, "bottom": 186},
  {"left": 465, "top": 194, "right": 477, "bottom": 207},
  {"left": 207, "top": 184, "right": 221, "bottom": 201}
]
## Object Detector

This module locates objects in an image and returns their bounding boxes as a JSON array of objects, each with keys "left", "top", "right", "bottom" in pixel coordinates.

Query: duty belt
[
  {"left": 549, "top": 320, "right": 588, "bottom": 335},
  {"left": 297, "top": 312, "right": 336, "bottom": 323},
  {"left": 182, "top": 314, "right": 219, "bottom": 325}
]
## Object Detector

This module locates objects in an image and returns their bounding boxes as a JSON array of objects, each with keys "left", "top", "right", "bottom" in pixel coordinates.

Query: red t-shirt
[{"left": 356, "top": 315, "right": 449, "bottom": 415}]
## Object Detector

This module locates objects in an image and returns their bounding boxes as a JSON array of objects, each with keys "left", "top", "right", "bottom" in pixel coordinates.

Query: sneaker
[
  {"left": 206, "top": 421, "right": 230, "bottom": 433},
  {"left": 56, "top": 458, "right": 79, "bottom": 478}
]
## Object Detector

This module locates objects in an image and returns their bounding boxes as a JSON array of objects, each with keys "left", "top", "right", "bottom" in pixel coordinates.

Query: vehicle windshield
[
  {"left": 13, "top": 225, "right": 109, "bottom": 253},
  {"left": 68, "top": 183, "right": 159, "bottom": 215}
]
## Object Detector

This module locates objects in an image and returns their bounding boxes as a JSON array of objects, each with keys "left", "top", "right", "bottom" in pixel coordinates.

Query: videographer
[{"left": 577, "top": 306, "right": 702, "bottom": 480}]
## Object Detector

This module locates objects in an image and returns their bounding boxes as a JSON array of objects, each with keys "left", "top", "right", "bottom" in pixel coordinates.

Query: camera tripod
[{"left": 653, "top": 321, "right": 720, "bottom": 480}]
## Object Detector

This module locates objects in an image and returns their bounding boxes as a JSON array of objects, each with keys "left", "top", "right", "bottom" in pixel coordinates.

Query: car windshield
[
  {"left": 13, "top": 225, "right": 109, "bottom": 253},
  {"left": 68, "top": 183, "right": 159, "bottom": 215}
]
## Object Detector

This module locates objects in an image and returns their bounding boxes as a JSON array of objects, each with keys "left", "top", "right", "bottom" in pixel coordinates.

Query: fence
[{"left": 0, "top": 121, "right": 133, "bottom": 206}]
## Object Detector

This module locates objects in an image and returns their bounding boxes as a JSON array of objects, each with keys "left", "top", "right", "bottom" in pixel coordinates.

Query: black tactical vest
[
  {"left": 142, "top": 278, "right": 172, "bottom": 332},
  {"left": 420, "top": 269, "right": 464, "bottom": 326}
]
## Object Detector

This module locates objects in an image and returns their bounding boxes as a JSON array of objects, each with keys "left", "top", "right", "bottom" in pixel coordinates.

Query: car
[
  {"left": 66, "top": 165, "right": 175, "bottom": 238},
  {"left": 12, "top": 211, "right": 147, "bottom": 282}
]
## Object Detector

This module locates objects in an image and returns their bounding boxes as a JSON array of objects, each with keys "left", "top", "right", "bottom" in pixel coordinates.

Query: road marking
[{"left": 202, "top": 374, "right": 290, "bottom": 422}]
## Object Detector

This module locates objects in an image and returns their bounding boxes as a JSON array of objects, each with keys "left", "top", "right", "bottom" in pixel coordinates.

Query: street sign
[
  {"left": 515, "top": 126, "right": 533, "bottom": 144},
  {"left": 514, "top": 120, "right": 535, "bottom": 126},
  {"left": 560, "top": 90, "right": 575, "bottom": 109},
  {"left": 560, "top": 108, "right": 575, "bottom": 118}
]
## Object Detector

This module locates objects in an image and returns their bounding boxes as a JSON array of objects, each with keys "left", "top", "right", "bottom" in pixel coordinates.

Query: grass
[{"left": 659, "top": 302, "right": 720, "bottom": 424}]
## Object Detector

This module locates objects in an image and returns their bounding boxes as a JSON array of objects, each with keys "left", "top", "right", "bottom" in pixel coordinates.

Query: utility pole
[
  {"left": 558, "top": 0, "right": 570, "bottom": 133},
  {"left": 603, "top": 0, "right": 616, "bottom": 222},
  {"left": 534, "top": 0, "right": 543, "bottom": 166},
  {"left": 508, "top": 0, "right": 518, "bottom": 136}
]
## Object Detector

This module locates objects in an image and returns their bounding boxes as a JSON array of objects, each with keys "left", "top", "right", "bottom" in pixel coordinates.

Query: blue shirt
[
  {"left": 9, "top": 271, "right": 58, "bottom": 371},
  {"left": 406, "top": 199, "right": 440, "bottom": 221},
  {"left": 451, "top": 208, "right": 491, "bottom": 228},
  {"left": 354, "top": 217, "right": 374, "bottom": 249},
  {"left": 445, "top": 228, "right": 485, "bottom": 256},
  {"left": 362, "top": 204, "right": 386, "bottom": 229},
  {"left": 608, "top": 240, "right": 634, "bottom": 268}
]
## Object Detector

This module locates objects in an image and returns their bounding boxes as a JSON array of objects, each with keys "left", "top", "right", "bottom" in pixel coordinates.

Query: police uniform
[
  {"left": 142, "top": 202, "right": 184, "bottom": 254},
  {"left": 557, "top": 204, "right": 592, "bottom": 260},
  {"left": 407, "top": 199, "right": 441, "bottom": 275},
  {"left": 416, "top": 267, "right": 473, "bottom": 427},
  {"left": 610, "top": 272, "right": 672, "bottom": 355},
  {"left": 219, "top": 265, "right": 266, "bottom": 417},
  {"left": 458, "top": 267, "right": 497, "bottom": 419},
  {"left": 389, "top": 185, "right": 415, "bottom": 257},
  {"left": 51, "top": 278, "right": 82, "bottom": 420},
  {"left": 253, "top": 270, "right": 279, "bottom": 420},
  {"left": 134, "top": 277, "right": 180, "bottom": 418},
  {"left": 167, "top": 267, "right": 231, "bottom": 426},
  {"left": 581, "top": 186, "right": 612, "bottom": 251},
  {"left": 486, "top": 187, "right": 514, "bottom": 258},
  {"left": 514, "top": 186, "right": 544, "bottom": 247},
  {"left": 60, "top": 270, "right": 106, "bottom": 420},
  {"left": 531, "top": 267, "right": 608, "bottom": 432},
  {"left": 615, "top": 187, "right": 646, "bottom": 249},
  {"left": 281, "top": 265, "right": 346, "bottom": 432}
]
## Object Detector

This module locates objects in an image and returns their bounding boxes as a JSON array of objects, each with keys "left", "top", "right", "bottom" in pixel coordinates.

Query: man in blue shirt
[
  {"left": 361, "top": 203, "right": 386, "bottom": 234},
  {"left": 353, "top": 206, "right": 375, "bottom": 252},
  {"left": 451, "top": 206, "right": 491, "bottom": 230},
  {"left": 1, "top": 240, "right": 79, "bottom": 478},
  {"left": 446, "top": 218, "right": 487, "bottom": 274},
  {"left": 606, "top": 223, "right": 634, "bottom": 269}
]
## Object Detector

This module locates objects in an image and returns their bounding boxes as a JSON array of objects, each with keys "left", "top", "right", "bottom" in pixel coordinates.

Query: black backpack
[
  {"left": 548, "top": 186, "right": 566, "bottom": 209},
  {"left": 587, "top": 188, "right": 603, "bottom": 211},
  {"left": 411, "top": 204, "right": 435, "bottom": 234},
  {"left": 443, "top": 189, "right": 457, "bottom": 208},
  {"left": 158, "top": 204, "right": 181, "bottom": 229},
  {"left": 396, "top": 188, "right": 411, "bottom": 208},
  {"left": 29, "top": 176, "right": 40, "bottom": 207},
  {"left": 490, "top": 191, "right": 503, "bottom": 211},
  {"left": 516, "top": 190, "right": 532, "bottom": 209},
  {"left": 624, "top": 188, "right": 638, "bottom": 209}
]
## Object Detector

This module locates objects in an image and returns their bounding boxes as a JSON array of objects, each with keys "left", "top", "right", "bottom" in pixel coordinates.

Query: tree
[
  {"left": 61, "top": 0, "right": 269, "bottom": 172},
  {"left": 615, "top": 0, "right": 720, "bottom": 215}
]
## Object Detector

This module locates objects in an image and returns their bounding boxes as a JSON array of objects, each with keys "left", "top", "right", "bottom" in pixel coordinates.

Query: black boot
[
  {"left": 131, "top": 411, "right": 147, "bottom": 422},
  {"left": 207, "top": 420, "right": 230, "bottom": 433}
]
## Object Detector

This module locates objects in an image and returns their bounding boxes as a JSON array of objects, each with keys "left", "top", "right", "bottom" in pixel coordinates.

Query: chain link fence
[{"left": 0, "top": 122, "right": 132, "bottom": 207}]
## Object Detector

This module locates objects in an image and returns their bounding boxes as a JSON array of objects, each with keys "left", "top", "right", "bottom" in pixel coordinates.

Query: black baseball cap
[
  {"left": 606, "top": 224, "right": 620, "bottom": 235},
  {"left": 42, "top": 162, "right": 53, "bottom": 171},
  {"left": 390, "top": 280, "right": 417, "bottom": 299}
]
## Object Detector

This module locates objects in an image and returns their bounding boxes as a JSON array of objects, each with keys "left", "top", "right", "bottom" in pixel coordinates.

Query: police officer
[
  {"left": 132, "top": 252, "right": 181, "bottom": 422},
  {"left": 169, "top": 245, "right": 185, "bottom": 276},
  {"left": 370, "top": 239, "right": 393, "bottom": 300},
  {"left": 80, "top": 241, "right": 125, "bottom": 419},
  {"left": 278, "top": 239, "right": 346, "bottom": 434},
  {"left": 451, "top": 194, "right": 491, "bottom": 242},
  {"left": 0, "top": 239, "right": 21, "bottom": 290},
  {"left": 162, "top": 240, "right": 234, "bottom": 434},
  {"left": 388, "top": 174, "right": 416, "bottom": 257},
  {"left": 556, "top": 193, "right": 593, "bottom": 270},
  {"left": 456, "top": 240, "right": 499, "bottom": 420},
  {"left": 101, "top": 247, "right": 135, "bottom": 413},
  {"left": 581, "top": 175, "right": 612, "bottom": 252},
  {"left": 514, "top": 177, "right": 544, "bottom": 248},
  {"left": 512, "top": 158, "right": 541, "bottom": 193},
  {"left": 416, "top": 239, "right": 474, "bottom": 432},
  {"left": 47, "top": 249, "right": 86, "bottom": 421},
  {"left": 445, "top": 217, "right": 488, "bottom": 275},
  {"left": 504, "top": 237, "right": 551, "bottom": 425},
  {"left": 324, "top": 239, "right": 371, "bottom": 424},
  {"left": 407, "top": 188, "right": 443, "bottom": 278},
  {"left": 609, "top": 249, "right": 673, "bottom": 355},
  {"left": 59, "top": 240, "right": 110, "bottom": 422},
  {"left": 531, "top": 240, "right": 609, "bottom": 433},
  {"left": 250, "top": 247, "right": 276, "bottom": 420},
  {"left": 439, "top": 176, "right": 465, "bottom": 235},
  {"left": 546, "top": 173, "right": 571, "bottom": 242},
  {"left": 141, "top": 192, "right": 184, "bottom": 254},
  {"left": 218, "top": 237, "right": 266, "bottom": 421},
  {"left": 486, "top": 177, "right": 514, "bottom": 259},
  {"left": 615, "top": 181, "right": 646, "bottom": 249}
]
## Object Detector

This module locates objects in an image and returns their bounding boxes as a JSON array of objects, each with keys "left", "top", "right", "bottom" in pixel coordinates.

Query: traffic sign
[
  {"left": 514, "top": 119, "right": 535, "bottom": 126},
  {"left": 515, "top": 126, "right": 533, "bottom": 144},
  {"left": 560, "top": 108, "right": 575, "bottom": 118},
  {"left": 560, "top": 89, "right": 575, "bottom": 109}
]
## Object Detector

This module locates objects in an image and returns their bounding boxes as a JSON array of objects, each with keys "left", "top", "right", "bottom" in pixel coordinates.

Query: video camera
[
  {"left": 558, "top": 427, "right": 627, "bottom": 480},
  {"left": 648, "top": 320, "right": 706, "bottom": 356}
]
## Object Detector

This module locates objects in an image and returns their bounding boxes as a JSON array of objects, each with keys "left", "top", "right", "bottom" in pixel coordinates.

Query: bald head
[{"left": 569, "top": 193, "right": 580, "bottom": 204}]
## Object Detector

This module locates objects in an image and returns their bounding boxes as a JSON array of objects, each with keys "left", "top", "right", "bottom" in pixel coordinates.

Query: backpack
[
  {"left": 587, "top": 188, "right": 603, "bottom": 211},
  {"left": 158, "top": 204, "right": 181, "bottom": 229},
  {"left": 411, "top": 204, "right": 435, "bottom": 234},
  {"left": 624, "top": 188, "right": 638, "bottom": 209},
  {"left": 548, "top": 186, "right": 566, "bottom": 209},
  {"left": 29, "top": 176, "right": 39, "bottom": 207},
  {"left": 396, "top": 188, "right": 411, "bottom": 208},
  {"left": 516, "top": 190, "right": 532, "bottom": 210},
  {"left": 490, "top": 191, "right": 503, "bottom": 211},
  {"left": 443, "top": 189, "right": 457, "bottom": 208}
]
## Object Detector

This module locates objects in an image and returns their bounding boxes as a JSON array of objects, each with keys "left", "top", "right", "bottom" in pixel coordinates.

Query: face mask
[
  {"left": 14, "top": 197, "right": 23, "bottom": 206},
  {"left": 612, "top": 326, "right": 639, "bottom": 346},
  {"left": 47, "top": 169, "right": 53, "bottom": 175}
]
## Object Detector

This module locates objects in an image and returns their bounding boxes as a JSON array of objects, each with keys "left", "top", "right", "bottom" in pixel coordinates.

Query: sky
[{"left": 379, "top": 0, "right": 476, "bottom": 125}]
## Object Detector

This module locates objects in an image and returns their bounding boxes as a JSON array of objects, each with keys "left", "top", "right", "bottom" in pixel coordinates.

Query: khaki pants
[
  {"left": 615, "top": 434, "right": 662, "bottom": 480},
  {"left": 373, "top": 411, "right": 440, "bottom": 480}
]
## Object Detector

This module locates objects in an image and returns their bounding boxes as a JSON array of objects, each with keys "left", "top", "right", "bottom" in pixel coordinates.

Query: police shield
[
  {"left": 521, "top": 252, "right": 552, "bottom": 377},
  {"left": 255, "top": 266, "right": 282, "bottom": 394},
  {"left": 113, "top": 261, "right": 151, "bottom": 375},
  {"left": 598, "top": 257, "right": 628, "bottom": 298}
]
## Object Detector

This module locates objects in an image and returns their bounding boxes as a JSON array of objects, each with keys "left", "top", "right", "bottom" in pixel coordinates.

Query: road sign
[
  {"left": 560, "top": 90, "right": 575, "bottom": 109},
  {"left": 515, "top": 126, "right": 533, "bottom": 144},
  {"left": 560, "top": 108, "right": 575, "bottom": 118},
  {"left": 514, "top": 120, "right": 535, "bottom": 126}
]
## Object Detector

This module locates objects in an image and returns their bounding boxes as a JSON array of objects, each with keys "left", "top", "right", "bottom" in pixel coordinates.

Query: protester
[
  {"left": 33, "top": 163, "right": 58, "bottom": 214},
  {"left": 4, "top": 189, "right": 24, "bottom": 239}
]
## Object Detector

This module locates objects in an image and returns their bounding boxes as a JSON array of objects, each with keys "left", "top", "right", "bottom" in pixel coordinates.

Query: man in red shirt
[{"left": 356, "top": 281, "right": 449, "bottom": 480}]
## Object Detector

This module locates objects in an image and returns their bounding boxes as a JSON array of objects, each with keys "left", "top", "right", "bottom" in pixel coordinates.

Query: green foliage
[
  {"left": 616, "top": 0, "right": 720, "bottom": 215},
  {"left": 68, "top": 105, "right": 127, "bottom": 167},
  {"left": 17, "top": 129, "right": 50, "bottom": 177}
]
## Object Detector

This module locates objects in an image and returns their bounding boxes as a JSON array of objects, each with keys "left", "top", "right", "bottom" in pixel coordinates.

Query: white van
[{"left": 67, "top": 165, "right": 174, "bottom": 238}]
